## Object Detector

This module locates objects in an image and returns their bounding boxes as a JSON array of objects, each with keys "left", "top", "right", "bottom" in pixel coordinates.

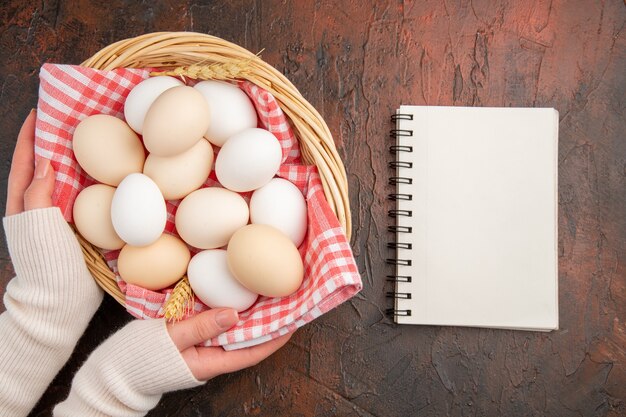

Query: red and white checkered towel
[{"left": 35, "top": 63, "right": 362, "bottom": 350}]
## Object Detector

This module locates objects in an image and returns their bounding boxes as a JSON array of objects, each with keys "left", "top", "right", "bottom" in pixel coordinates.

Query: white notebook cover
[{"left": 393, "top": 106, "right": 558, "bottom": 331}]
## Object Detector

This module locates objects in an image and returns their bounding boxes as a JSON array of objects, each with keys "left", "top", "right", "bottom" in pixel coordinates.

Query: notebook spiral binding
[{"left": 387, "top": 113, "right": 414, "bottom": 318}]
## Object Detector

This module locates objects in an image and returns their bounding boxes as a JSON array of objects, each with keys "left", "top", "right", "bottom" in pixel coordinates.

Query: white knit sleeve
[
  {"left": 53, "top": 318, "right": 204, "bottom": 416},
  {"left": 0, "top": 207, "right": 104, "bottom": 416}
]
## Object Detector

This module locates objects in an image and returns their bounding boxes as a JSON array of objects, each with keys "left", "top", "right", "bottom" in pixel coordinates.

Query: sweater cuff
[
  {"left": 54, "top": 319, "right": 203, "bottom": 416},
  {"left": 3, "top": 207, "right": 86, "bottom": 280},
  {"left": 123, "top": 319, "right": 205, "bottom": 396}
]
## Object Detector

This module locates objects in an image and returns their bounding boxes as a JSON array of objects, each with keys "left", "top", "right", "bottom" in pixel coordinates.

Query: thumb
[
  {"left": 23, "top": 159, "right": 55, "bottom": 211},
  {"left": 167, "top": 308, "right": 239, "bottom": 351}
]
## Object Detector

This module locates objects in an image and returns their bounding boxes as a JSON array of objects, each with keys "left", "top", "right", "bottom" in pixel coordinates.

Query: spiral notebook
[{"left": 388, "top": 106, "right": 559, "bottom": 331}]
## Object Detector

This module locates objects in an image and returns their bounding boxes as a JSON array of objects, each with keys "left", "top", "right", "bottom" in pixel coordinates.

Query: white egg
[
  {"left": 175, "top": 187, "right": 249, "bottom": 249},
  {"left": 194, "top": 80, "right": 258, "bottom": 147},
  {"left": 187, "top": 249, "right": 258, "bottom": 312},
  {"left": 215, "top": 128, "right": 282, "bottom": 192},
  {"left": 250, "top": 178, "right": 308, "bottom": 247},
  {"left": 111, "top": 173, "right": 167, "bottom": 247},
  {"left": 124, "top": 76, "right": 184, "bottom": 134}
]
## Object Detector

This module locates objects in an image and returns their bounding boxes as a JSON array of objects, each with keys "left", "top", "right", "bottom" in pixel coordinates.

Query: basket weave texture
[{"left": 78, "top": 32, "right": 351, "bottom": 306}]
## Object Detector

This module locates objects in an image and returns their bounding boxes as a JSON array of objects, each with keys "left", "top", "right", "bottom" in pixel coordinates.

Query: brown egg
[
  {"left": 143, "top": 138, "right": 214, "bottom": 200},
  {"left": 117, "top": 234, "right": 190, "bottom": 290},
  {"left": 227, "top": 224, "right": 304, "bottom": 298},
  {"left": 175, "top": 187, "right": 249, "bottom": 249},
  {"left": 72, "top": 114, "right": 145, "bottom": 186},
  {"left": 142, "top": 86, "right": 210, "bottom": 157},
  {"left": 73, "top": 184, "right": 124, "bottom": 250}
]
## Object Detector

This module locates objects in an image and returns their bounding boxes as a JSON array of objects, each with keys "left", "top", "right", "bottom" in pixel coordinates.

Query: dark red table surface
[{"left": 1, "top": 1, "right": 624, "bottom": 416}]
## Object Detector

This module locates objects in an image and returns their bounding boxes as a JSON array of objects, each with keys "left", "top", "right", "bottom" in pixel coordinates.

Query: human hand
[
  {"left": 167, "top": 308, "right": 292, "bottom": 380},
  {"left": 6, "top": 110, "right": 55, "bottom": 216}
]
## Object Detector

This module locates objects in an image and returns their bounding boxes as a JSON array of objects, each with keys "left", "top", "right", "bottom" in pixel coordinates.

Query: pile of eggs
[{"left": 72, "top": 77, "right": 308, "bottom": 312}]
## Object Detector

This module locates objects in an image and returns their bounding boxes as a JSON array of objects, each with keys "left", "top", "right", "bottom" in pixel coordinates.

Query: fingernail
[
  {"left": 30, "top": 108, "right": 36, "bottom": 115},
  {"left": 35, "top": 159, "right": 50, "bottom": 179},
  {"left": 215, "top": 309, "right": 238, "bottom": 329}
]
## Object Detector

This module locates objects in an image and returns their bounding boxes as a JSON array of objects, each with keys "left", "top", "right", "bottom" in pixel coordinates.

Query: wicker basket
[{"left": 76, "top": 32, "right": 351, "bottom": 306}]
